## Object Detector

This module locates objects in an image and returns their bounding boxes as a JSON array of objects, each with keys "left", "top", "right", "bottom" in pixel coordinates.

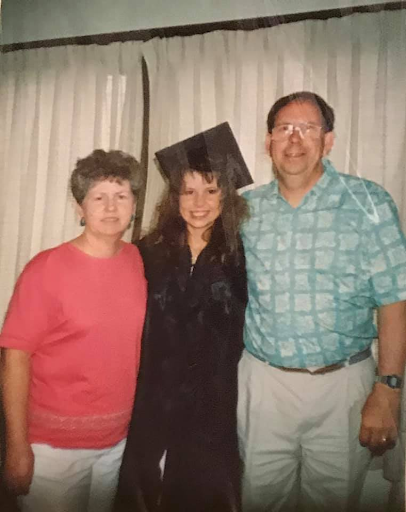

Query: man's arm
[
  {"left": 359, "top": 301, "right": 406, "bottom": 455},
  {"left": 1, "top": 348, "right": 34, "bottom": 495}
]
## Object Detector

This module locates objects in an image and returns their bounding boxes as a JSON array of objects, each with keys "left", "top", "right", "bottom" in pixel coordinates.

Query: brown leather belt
[
  {"left": 274, "top": 362, "right": 347, "bottom": 375},
  {"left": 251, "top": 346, "right": 372, "bottom": 376}
]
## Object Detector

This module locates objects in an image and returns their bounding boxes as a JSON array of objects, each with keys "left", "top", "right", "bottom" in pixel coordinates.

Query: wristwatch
[{"left": 375, "top": 375, "right": 403, "bottom": 389}]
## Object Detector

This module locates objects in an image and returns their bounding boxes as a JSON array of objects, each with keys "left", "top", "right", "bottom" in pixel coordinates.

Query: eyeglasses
[{"left": 271, "top": 123, "right": 323, "bottom": 141}]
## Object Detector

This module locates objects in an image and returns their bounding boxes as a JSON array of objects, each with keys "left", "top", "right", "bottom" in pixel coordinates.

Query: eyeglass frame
[{"left": 270, "top": 122, "right": 324, "bottom": 141}]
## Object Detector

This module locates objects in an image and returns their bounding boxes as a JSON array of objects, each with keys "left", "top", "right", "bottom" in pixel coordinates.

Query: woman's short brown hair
[{"left": 70, "top": 149, "right": 142, "bottom": 204}]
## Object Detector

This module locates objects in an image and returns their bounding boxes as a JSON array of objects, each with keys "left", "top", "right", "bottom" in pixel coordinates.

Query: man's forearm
[
  {"left": 377, "top": 301, "right": 406, "bottom": 376},
  {"left": 358, "top": 301, "right": 406, "bottom": 454}
]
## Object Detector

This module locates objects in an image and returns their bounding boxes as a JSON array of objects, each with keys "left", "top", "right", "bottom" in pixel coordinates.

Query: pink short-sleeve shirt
[{"left": 0, "top": 242, "right": 147, "bottom": 449}]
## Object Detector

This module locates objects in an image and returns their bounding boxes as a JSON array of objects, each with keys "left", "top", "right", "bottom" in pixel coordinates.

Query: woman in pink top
[{"left": 0, "top": 150, "right": 147, "bottom": 512}]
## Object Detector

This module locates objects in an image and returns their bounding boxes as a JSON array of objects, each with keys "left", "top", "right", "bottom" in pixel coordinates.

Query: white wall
[{"left": 1, "top": 0, "right": 395, "bottom": 44}]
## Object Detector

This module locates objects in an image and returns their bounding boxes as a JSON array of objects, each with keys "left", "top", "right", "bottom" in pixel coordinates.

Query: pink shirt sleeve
[{"left": 1, "top": 253, "right": 57, "bottom": 353}]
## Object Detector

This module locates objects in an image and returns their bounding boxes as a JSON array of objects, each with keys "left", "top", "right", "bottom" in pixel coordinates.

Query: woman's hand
[{"left": 4, "top": 443, "right": 35, "bottom": 495}]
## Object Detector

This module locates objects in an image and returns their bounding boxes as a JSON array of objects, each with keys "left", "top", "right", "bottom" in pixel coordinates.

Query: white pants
[
  {"left": 18, "top": 439, "right": 126, "bottom": 512},
  {"left": 238, "top": 350, "right": 374, "bottom": 512}
]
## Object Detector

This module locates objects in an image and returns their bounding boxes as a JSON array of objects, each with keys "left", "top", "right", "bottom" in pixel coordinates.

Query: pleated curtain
[
  {"left": 142, "top": 10, "right": 406, "bottom": 231},
  {"left": 0, "top": 42, "right": 144, "bottom": 318}
]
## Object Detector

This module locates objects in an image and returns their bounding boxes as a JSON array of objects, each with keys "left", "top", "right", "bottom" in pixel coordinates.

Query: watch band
[{"left": 375, "top": 375, "right": 403, "bottom": 389}]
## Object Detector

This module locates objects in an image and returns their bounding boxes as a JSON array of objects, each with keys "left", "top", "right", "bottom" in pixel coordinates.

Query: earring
[
  {"left": 127, "top": 214, "right": 135, "bottom": 230},
  {"left": 80, "top": 217, "right": 85, "bottom": 227}
]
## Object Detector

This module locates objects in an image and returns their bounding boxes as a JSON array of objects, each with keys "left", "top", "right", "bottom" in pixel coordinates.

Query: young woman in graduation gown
[{"left": 116, "top": 124, "right": 251, "bottom": 512}]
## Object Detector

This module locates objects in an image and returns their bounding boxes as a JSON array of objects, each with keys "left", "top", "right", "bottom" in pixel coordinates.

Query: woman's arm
[{"left": 1, "top": 348, "right": 34, "bottom": 495}]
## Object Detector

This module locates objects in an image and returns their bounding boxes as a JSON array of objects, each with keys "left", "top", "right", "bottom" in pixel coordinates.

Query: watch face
[
  {"left": 387, "top": 376, "right": 402, "bottom": 389},
  {"left": 379, "top": 375, "right": 403, "bottom": 389}
]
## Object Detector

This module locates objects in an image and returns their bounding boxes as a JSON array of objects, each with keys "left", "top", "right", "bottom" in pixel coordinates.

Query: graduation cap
[{"left": 155, "top": 122, "right": 253, "bottom": 190}]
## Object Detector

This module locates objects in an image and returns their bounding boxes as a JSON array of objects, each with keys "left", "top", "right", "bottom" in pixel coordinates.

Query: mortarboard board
[{"left": 155, "top": 122, "right": 253, "bottom": 190}]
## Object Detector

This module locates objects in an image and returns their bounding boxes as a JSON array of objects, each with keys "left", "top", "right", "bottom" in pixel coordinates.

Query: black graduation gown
[{"left": 115, "top": 237, "right": 247, "bottom": 512}]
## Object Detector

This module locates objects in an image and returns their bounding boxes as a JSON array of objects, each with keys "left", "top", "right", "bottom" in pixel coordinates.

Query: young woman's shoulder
[{"left": 136, "top": 235, "right": 171, "bottom": 277}]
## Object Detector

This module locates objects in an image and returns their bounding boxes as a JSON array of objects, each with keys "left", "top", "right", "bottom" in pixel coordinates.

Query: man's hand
[
  {"left": 359, "top": 383, "right": 401, "bottom": 456},
  {"left": 4, "top": 443, "right": 35, "bottom": 495}
]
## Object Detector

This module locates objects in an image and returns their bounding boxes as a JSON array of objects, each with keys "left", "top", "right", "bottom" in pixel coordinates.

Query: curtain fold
[
  {"left": 0, "top": 42, "right": 144, "bottom": 318},
  {"left": 142, "top": 9, "right": 406, "bottom": 232}
]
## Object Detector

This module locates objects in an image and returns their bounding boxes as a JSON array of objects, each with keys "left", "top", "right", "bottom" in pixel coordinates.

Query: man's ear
[
  {"left": 265, "top": 133, "right": 272, "bottom": 156},
  {"left": 323, "top": 131, "right": 335, "bottom": 156}
]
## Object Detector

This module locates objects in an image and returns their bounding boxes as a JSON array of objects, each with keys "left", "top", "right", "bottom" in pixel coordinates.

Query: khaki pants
[{"left": 238, "top": 350, "right": 374, "bottom": 512}]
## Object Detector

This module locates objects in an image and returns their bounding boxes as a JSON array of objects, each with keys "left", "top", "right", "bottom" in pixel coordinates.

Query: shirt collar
[{"left": 271, "top": 158, "right": 338, "bottom": 200}]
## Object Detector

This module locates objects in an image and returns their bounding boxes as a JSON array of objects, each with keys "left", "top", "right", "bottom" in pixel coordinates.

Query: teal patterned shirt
[{"left": 241, "top": 160, "right": 406, "bottom": 368}]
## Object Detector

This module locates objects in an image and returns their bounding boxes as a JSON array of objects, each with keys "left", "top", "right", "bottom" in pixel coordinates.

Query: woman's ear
[{"left": 76, "top": 202, "right": 85, "bottom": 224}]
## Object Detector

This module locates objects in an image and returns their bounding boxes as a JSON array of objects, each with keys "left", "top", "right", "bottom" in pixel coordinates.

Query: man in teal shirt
[{"left": 238, "top": 91, "right": 406, "bottom": 512}]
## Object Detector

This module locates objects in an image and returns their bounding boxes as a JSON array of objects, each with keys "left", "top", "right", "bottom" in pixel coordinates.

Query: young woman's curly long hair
[{"left": 146, "top": 167, "right": 249, "bottom": 264}]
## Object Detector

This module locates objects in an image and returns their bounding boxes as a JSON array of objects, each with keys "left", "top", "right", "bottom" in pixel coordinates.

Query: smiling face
[
  {"left": 266, "top": 100, "right": 334, "bottom": 182},
  {"left": 77, "top": 178, "right": 135, "bottom": 239},
  {"left": 179, "top": 172, "right": 222, "bottom": 235}
]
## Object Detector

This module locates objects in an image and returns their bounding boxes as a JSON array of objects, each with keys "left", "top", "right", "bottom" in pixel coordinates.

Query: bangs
[{"left": 177, "top": 169, "right": 220, "bottom": 192}]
